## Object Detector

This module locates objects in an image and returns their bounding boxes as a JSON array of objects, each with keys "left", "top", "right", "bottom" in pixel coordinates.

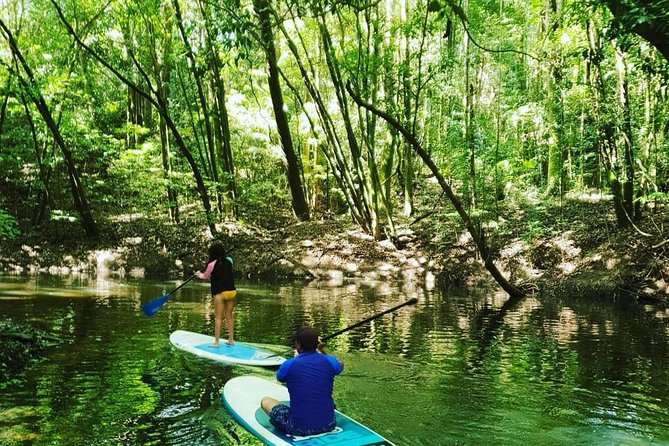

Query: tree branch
[{"left": 444, "top": 0, "right": 539, "bottom": 61}]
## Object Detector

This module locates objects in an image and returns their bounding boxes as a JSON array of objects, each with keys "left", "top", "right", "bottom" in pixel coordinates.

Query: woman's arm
[{"left": 196, "top": 260, "right": 216, "bottom": 279}]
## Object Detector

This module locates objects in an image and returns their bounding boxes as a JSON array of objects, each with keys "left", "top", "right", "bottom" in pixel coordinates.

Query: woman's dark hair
[
  {"left": 292, "top": 326, "right": 319, "bottom": 352},
  {"left": 208, "top": 242, "right": 227, "bottom": 262}
]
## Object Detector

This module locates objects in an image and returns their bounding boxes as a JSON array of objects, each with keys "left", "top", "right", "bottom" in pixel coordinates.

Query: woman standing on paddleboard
[{"left": 196, "top": 242, "right": 236, "bottom": 347}]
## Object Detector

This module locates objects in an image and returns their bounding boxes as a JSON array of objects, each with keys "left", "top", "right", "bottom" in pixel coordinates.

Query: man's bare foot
[
  {"left": 225, "top": 340, "right": 235, "bottom": 346},
  {"left": 209, "top": 342, "right": 220, "bottom": 348}
]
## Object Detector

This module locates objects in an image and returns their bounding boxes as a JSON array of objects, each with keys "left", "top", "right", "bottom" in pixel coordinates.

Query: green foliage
[
  {"left": 49, "top": 210, "right": 78, "bottom": 222},
  {"left": 636, "top": 191, "right": 669, "bottom": 207},
  {"left": 0, "top": 319, "right": 49, "bottom": 385},
  {"left": 0, "top": 210, "right": 20, "bottom": 240},
  {"left": 103, "top": 141, "right": 179, "bottom": 213},
  {"left": 239, "top": 178, "right": 290, "bottom": 209},
  {"left": 522, "top": 219, "right": 550, "bottom": 243}
]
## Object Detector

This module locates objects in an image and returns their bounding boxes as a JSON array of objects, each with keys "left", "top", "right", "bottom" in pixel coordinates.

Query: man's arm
[
  {"left": 318, "top": 342, "right": 344, "bottom": 371},
  {"left": 276, "top": 357, "right": 293, "bottom": 382}
]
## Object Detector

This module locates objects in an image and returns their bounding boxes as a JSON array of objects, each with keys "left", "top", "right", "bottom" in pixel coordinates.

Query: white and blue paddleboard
[
  {"left": 223, "top": 376, "right": 395, "bottom": 446},
  {"left": 169, "top": 330, "right": 286, "bottom": 367}
]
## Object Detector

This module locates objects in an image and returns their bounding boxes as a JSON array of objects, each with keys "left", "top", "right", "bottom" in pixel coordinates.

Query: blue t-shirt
[{"left": 276, "top": 351, "right": 343, "bottom": 431}]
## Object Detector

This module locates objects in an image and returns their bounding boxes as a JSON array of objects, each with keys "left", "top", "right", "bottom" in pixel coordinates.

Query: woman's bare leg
[
  {"left": 211, "top": 295, "right": 223, "bottom": 347},
  {"left": 223, "top": 299, "right": 234, "bottom": 345}
]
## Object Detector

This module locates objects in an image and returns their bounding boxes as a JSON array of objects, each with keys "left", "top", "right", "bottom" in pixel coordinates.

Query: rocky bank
[{"left": 1, "top": 196, "right": 668, "bottom": 303}]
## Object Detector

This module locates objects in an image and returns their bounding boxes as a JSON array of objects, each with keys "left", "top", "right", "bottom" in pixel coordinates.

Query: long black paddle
[
  {"left": 141, "top": 274, "right": 197, "bottom": 316},
  {"left": 321, "top": 297, "right": 419, "bottom": 342}
]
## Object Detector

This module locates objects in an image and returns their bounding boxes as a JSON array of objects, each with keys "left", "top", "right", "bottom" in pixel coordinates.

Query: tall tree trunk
[
  {"left": 152, "top": 2, "right": 179, "bottom": 223},
  {"left": 585, "top": 19, "right": 626, "bottom": 224},
  {"left": 615, "top": 42, "right": 636, "bottom": 222},
  {"left": 400, "top": 0, "right": 413, "bottom": 217},
  {"left": 199, "top": 0, "right": 237, "bottom": 217},
  {"left": 317, "top": 8, "right": 375, "bottom": 231},
  {"left": 19, "top": 93, "right": 53, "bottom": 227},
  {"left": 210, "top": 74, "right": 237, "bottom": 217},
  {"left": 157, "top": 66, "right": 179, "bottom": 223},
  {"left": 382, "top": 0, "right": 398, "bottom": 228},
  {"left": 275, "top": 13, "right": 367, "bottom": 229},
  {"left": 544, "top": 0, "right": 564, "bottom": 195},
  {"left": 462, "top": 0, "right": 476, "bottom": 208},
  {"left": 254, "top": 0, "right": 309, "bottom": 221}
]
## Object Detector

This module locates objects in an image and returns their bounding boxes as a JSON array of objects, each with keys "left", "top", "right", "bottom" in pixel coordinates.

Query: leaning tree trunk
[
  {"left": 601, "top": 0, "right": 669, "bottom": 63},
  {"left": 276, "top": 13, "right": 368, "bottom": 231},
  {"left": 1, "top": 19, "right": 98, "bottom": 237},
  {"left": 347, "top": 82, "right": 525, "bottom": 298}
]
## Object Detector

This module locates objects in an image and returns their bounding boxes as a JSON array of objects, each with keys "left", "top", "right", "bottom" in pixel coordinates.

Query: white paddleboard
[
  {"left": 169, "top": 330, "right": 286, "bottom": 367},
  {"left": 223, "top": 376, "right": 395, "bottom": 446}
]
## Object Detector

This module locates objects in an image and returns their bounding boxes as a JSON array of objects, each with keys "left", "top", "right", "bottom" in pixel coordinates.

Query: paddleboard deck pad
[
  {"left": 169, "top": 330, "right": 286, "bottom": 367},
  {"left": 223, "top": 375, "right": 395, "bottom": 446}
]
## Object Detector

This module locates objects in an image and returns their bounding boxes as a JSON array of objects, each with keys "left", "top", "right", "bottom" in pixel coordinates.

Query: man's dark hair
[{"left": 292, "top": 326, "right": 319, "bottom": 351}]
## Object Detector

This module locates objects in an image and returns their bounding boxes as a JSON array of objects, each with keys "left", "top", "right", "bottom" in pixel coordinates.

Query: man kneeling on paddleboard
[{"left": 260, "top": 326, "right": 344, "bottom": 436}]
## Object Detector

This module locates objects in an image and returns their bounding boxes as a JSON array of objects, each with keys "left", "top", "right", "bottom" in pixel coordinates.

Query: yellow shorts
[{"left": 214, "top": 290, "right": 236, "bottom": 301}]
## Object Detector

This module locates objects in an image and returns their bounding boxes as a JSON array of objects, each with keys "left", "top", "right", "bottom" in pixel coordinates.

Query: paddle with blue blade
[{"left": 141, "top": 274, "right": 197, "bottom": 316}]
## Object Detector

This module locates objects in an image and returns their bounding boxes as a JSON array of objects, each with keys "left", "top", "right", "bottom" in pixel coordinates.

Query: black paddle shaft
[
  {"left": 321, "top": 297, "right": 419, "bottom": 342},
  {"left": 166, "top": 274, "right": 197, "bottom": 297}
]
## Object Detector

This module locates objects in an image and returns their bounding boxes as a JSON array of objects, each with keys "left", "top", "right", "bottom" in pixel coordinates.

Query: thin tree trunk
[
  {"left": 198, "top": 0, "right": 237, "bottom": 216},
  {"left": 318, "top": 10, "right": 374, "bottom": 230},
  {"left": 19, "top": 93, "right": 53, "bottom": 227},
  {"left": 148, "top": 2, "right": 179, "bottom": 223},
  {"left": 400, "top": 0, "right": 413, "bottom": 217},
  {"left": 276, "top": 11, "right": 367, "bottom": 229},
  {"left": 615, "top": 43, "right": 636, "bottom": 221},
  {"left": 586, "top": 19, "right": 626, "bottom": 224},
  {"left": 544, "top": 0, "right": 564, "bottom": 196},
  {"left": 173, "top": 0, "right": 221, "bottom": 213},
  {"left": 462, "top": 0, "right": 476, "bottom": 208}
]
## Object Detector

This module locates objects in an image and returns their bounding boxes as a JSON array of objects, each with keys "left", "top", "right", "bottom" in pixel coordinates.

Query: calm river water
[{"left": 1, "top": 274, "right": 668, "bottom": 445}]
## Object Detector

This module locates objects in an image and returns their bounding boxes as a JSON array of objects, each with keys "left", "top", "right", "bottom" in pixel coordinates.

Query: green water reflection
[{"left": 0, "top": 275, "right": 668, "bottom": 445}]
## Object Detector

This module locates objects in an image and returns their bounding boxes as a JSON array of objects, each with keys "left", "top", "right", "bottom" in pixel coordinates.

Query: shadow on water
[
  {"left": 1, "top": 275, "right": 669, "bottom": 445},
  {"left": 473, "top": 293, "right": 527, "bottom": 356}
]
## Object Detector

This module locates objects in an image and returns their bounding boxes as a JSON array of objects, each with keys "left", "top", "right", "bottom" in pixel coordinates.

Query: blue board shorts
[{"left": 269, "top": 404, "right": 336, "bottom": 437}]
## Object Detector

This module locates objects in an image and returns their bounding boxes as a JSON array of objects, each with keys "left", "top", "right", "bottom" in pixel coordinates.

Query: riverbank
[{"left": 1, "top": 194, "right": 668, "bottom": 303}]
